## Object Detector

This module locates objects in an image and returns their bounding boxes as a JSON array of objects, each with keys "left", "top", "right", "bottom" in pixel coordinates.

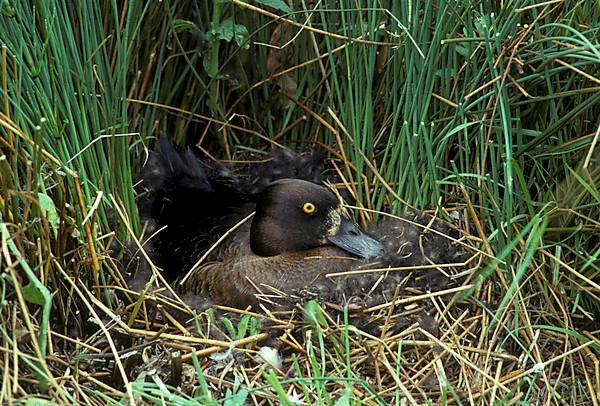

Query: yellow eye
[{"left": 302, "top": 202, "right": 316, "bottom": 214}]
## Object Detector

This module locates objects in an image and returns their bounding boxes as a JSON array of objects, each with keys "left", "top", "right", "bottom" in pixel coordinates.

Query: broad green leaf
[
  {"left": 37, "top": 193, "right": 59, "bottom": 238},
  {"left": 214, "top": 19, "right": 249, "bottom": 47},
  {"left": 219, "top": 316, "right": 236, "bottom": 337},
  {"left": 334, "top": 388, "right": 352, "bottom": 406},
  {"left": 224, "top": 388, "right": 249, "bottom": 406},
  {"left": 254, "top": 0, "right": 292, "bottom": 14},
  {"left": 237, "top": 314, "right": 251, "bottom": 339},
  {"left": 23, "top": 282, "right": 46, "bottom": 306}
]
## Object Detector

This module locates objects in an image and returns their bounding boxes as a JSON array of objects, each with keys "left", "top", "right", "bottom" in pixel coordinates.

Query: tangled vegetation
[{"left": 0, "top": 1, "right": 598, "bottom": 404}]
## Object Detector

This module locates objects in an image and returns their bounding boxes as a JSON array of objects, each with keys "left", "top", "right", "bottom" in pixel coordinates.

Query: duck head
[{"left": 250, "top": 179, "right": 384, "bottom": 259}]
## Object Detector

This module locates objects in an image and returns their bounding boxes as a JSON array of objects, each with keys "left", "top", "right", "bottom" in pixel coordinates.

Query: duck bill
[{"left": 327, "top": 217, "right": 384, "bottom": 259}]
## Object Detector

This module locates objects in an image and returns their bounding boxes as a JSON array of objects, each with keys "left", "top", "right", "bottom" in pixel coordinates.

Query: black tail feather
[{"left": 134, "top": 139, "right": 333, "bottom": 280}]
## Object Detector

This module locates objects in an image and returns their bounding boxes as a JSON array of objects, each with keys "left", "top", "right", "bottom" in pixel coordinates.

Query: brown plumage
[
  {"left": 182, "top": 246, "right": 359, "bottom": 309},
  {"left": 177, "top": 178, "right": 384, "bottom": 310},
  {"left": 130, "top": 139, "right": 466, "bottom": 313},
  {"left": 175, "top": 179, "right": 464, "bottom": 312}
]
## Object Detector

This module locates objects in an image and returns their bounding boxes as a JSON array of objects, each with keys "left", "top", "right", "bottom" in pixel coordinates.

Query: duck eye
[{"left": 302, "top": 202, "right": 316, "bottom": 214}]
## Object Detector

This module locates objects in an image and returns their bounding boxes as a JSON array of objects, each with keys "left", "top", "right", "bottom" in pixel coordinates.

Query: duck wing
[{"left": 134, "top": 138, "right": 333, "bottom": 281}]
